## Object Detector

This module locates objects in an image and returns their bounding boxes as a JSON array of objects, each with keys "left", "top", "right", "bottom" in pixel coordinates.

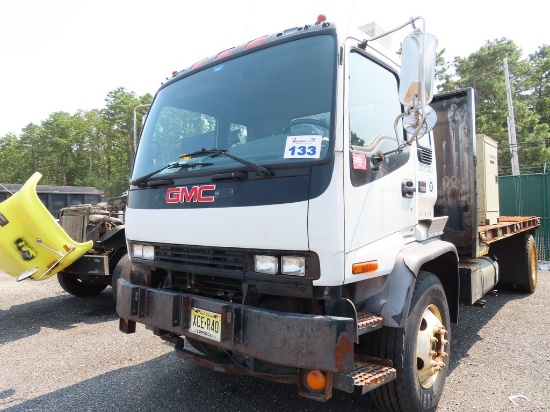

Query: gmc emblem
[{"left": 166, "top": 185, "right": 216, "bottom": 203}]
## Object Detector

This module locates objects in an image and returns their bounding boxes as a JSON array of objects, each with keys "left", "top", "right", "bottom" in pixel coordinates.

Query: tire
[
  {"left": 57, "top": 272, "right": 108, "bottom": 297},
  {"left": 368, "top": 271, "right": 451, "bottom": 412},
  {"left": 111, "top": 253, "right": 131, "bottom": 302},
  {"left": 516, "top": 234, "right": 537, "bottom": 293}
]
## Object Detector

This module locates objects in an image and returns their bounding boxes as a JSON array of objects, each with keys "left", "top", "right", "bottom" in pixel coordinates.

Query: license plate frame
[{"left": 189, "top": 307, "right": 222, "bottom": 342}]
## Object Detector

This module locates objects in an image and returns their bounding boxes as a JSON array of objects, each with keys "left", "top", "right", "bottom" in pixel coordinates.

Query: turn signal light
[
  {"left": 352, "top": 260, "right": 378, "bottom": 275},
  {"left": 306, "top": 370, "right": 326, "bottom": 391}
]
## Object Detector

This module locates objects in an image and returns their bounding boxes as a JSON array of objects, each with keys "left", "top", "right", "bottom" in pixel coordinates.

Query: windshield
[{"left": 132, "top": 35, "right": 336, "bottom": 181}]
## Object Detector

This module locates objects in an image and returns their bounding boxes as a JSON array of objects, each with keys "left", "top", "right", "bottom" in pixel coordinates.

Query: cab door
[{"left": 343, "top": 46, "right": 417, "bottom": 281}]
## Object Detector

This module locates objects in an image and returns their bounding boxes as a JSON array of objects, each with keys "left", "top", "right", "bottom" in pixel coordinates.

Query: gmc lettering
[{"left": 166, "top": 185, "right": 216, "bottom": 203}]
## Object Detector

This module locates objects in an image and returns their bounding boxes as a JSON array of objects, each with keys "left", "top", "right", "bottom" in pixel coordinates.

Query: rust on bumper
[{"left": 116, "top": 279, "right": 356, "bottom": 372}]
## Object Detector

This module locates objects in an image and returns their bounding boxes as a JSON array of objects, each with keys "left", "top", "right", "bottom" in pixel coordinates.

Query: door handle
[{"left": 402, "top": 180, "right": 416, "bottom": 198}]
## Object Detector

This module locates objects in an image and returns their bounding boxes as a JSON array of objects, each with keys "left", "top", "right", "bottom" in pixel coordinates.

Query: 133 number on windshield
[{"left": 288, "top": 145, "right": 317, "bottom": 156}]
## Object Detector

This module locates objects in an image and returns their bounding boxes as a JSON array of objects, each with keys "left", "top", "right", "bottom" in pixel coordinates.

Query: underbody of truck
[{"left": 57, "top": 195, "right": 127, "bottom": 297}]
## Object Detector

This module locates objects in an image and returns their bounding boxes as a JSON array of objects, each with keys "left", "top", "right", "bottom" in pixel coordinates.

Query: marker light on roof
[
  {"left": 191, "top": 59, "right": 207, "bottom": 70},
  {"left": 316, "top": 14, "right": 327, "bottom": 24},
  {"left": 216, "top": 48, "right": 234, "bottom": 60},
  {"left": 245, "top": 35, "right": 267, "bottom": 49}
]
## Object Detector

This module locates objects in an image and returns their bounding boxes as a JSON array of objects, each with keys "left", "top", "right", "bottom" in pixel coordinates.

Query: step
[
  {"left": 357, "top": 312, "right": 384, "bottom": 336},
  {"left": 333, "top": 357, "right": 396, "bottom": 394}
]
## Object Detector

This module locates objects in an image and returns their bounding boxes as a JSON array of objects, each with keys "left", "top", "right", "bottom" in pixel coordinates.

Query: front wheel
[
  {"left": 57, "top": 272, "right": 108, "bottom": 297},
  {"left": 111, "top": 253, "right": 131, "bottom": 302},
  {"left": 368, "top": 271, "right": 451, "bottom": 412}
]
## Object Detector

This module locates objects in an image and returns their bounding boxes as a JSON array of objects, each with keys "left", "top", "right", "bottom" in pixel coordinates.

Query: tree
[
  {"left": 38, "top": 111, "right": 82, "bottom": 185},
  {"left": 526, "top": 45, "right": 550, "bottom": 126},
  {"left": 438, "top": 39, "right": 537, "bottom": 172},
  {"left": 101, "top": 87, "right": 153, "bottom": 196},
  {"left": 0, "top": 88, "right": 152, "bottom": 196},
  {"left": 435, "top": 48, "right": 453, "bottom": 92},
  {"left": 0, "top": 133, "right": 27, "bottom": 183}
]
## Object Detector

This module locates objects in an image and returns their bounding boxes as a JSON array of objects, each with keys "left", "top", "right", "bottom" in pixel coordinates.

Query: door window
[{"left": 348, "top": 51, "right": 406, "bottom": 186}]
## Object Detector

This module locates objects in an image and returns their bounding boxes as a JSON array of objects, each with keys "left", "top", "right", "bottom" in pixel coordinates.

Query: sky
[{"left": 0, "top": 0, "right": 547, "bottom": 137}]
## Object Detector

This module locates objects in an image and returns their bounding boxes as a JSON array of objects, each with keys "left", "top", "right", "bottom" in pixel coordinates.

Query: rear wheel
[
  {"left": 516, "top": 234, "right": 537, "bottom": 293},
  {"left": 368, "top": 271, "right": 450, "bottom": 412},
  {"left": 57, "top": 272, "right": 108, "bottom": 297}
]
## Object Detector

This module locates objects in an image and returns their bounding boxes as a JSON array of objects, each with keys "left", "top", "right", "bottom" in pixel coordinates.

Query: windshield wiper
[
  {"left": 130, "top": 162, "right": 211, "bottom": 187},
  {"left": 180, "top": 148, "right": 272, "bottom": 177}
]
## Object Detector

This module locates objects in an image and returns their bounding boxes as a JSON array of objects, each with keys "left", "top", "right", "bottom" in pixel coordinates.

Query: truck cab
[{"left": 116, "top": 15, "right": 537, "bottom": 412}]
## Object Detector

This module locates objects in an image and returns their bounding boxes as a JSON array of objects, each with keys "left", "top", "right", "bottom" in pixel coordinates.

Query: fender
[
  {"left": 401, "top": 238, "right": 460, "bottom": 325},
  {"left": 97, "top": 225, "right": 126, "bottom": 249},
  {"left": 356, "top": 238, "right": 459, "bottom": 327}
]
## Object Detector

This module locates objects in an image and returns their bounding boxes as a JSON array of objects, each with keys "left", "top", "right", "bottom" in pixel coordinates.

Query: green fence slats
[{"left": 499, "top": 173, "right": 549, "bottom": 260}]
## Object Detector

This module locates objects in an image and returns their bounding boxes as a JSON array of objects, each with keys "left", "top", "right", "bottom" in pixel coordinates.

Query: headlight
[
  {"left": 133, "top": 244, "right": 143, "bottom": 258},
  {"left": 142, "top": 245, "right": 155, "bottom": 260},
  {"left": 254, "top": 255, "right": 278, "bottom": 275},
  {"left": 132, "top": 244, "right": 155, "bottom": 260},
  {"left": 281, "top": 256, "right": 305, "bottom": 276}
]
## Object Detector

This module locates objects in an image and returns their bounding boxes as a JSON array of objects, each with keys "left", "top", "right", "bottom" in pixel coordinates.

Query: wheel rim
[
  {"left": 416, "top": 304, "right": 449, "bottom": 389},
  {"left": 529, "top": 244, "right": 537, "bottom": 285}
]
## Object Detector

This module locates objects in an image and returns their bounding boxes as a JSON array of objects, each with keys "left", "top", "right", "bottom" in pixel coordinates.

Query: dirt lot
[{"left": 1, "top": 270, "right": 549, "bottom": 411}]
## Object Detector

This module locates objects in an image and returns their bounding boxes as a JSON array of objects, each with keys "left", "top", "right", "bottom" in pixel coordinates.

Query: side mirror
[{"left": 399, "top": 31, "right": 437, "bottom": 108}]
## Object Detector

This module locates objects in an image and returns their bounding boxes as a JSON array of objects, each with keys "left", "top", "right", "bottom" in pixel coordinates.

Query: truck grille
[
  {"left": 153, "top": 244, "right": 248, "bottom": 299},
  {"left": 155, "top": 244, "right": 248, "bottom": 274}
]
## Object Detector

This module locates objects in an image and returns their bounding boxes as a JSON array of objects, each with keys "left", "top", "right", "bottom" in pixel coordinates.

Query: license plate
[{"left": 189, "top": 307, "right": 222, "bottom": 342}]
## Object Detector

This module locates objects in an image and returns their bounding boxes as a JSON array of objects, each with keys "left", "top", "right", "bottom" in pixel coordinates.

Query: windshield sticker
[
  {"left": 352, "top": 152, "right": 368, "bottom": 170},
  {"left": 284, "top": 135, "right": 321, "bottom": 159}
]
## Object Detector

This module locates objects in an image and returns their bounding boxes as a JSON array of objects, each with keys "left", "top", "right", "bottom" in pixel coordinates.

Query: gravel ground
[{"left": 1, "top": 270, "right": 549, "bottom": 411}]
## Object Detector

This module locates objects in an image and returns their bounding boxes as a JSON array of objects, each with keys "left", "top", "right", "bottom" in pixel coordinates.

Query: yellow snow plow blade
[{"left": 0, "top": 172, "right": 93, "bottom": 281}]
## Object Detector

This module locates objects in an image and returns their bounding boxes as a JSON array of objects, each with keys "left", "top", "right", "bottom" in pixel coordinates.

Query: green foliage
[
  {"left": 0, "top": 88, "right": 152, "bottom": 197},
  {"left": 437, "top": 39, "right": 550, "bottom": 174}
]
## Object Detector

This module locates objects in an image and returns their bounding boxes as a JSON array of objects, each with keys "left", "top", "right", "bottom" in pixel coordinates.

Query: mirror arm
[
  {"left": 359, "top": 16, "right": 425, "bottom": 49},
  {"left": 372, "top": 109, "right": 428, "bottom": 163}
]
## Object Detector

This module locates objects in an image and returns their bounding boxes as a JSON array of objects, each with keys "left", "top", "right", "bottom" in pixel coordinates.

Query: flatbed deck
[{"left": 477, "top": 216, "right": 540, "bottom": 255}]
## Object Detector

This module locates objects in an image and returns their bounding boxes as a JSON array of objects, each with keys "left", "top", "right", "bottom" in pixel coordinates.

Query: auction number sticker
[
  {"left": 189, "top": 307, "right": 222, "bottom": 342},
  {"left": 284, "top": 135, "right": 321, "bottom": 159}
]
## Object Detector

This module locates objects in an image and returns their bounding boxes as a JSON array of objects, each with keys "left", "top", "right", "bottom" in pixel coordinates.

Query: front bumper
[{"left": 116, "top": 278, "right": 356, "bottom": 372}]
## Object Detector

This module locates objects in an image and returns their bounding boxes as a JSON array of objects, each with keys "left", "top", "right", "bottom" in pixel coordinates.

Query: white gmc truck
[{"left": 115, "top": 15, "right": 539, "bottom": 411}]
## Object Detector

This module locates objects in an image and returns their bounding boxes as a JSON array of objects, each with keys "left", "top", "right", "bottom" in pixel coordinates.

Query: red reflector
[
  {"left": 245, "top": 36, "right": 267, "bottom": 49},
  {"left": 191, "top": 59, "right": 207, "bottom": 70},
  {"left": 216, "top": 48, "right": 234, "bottom": 60}
]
